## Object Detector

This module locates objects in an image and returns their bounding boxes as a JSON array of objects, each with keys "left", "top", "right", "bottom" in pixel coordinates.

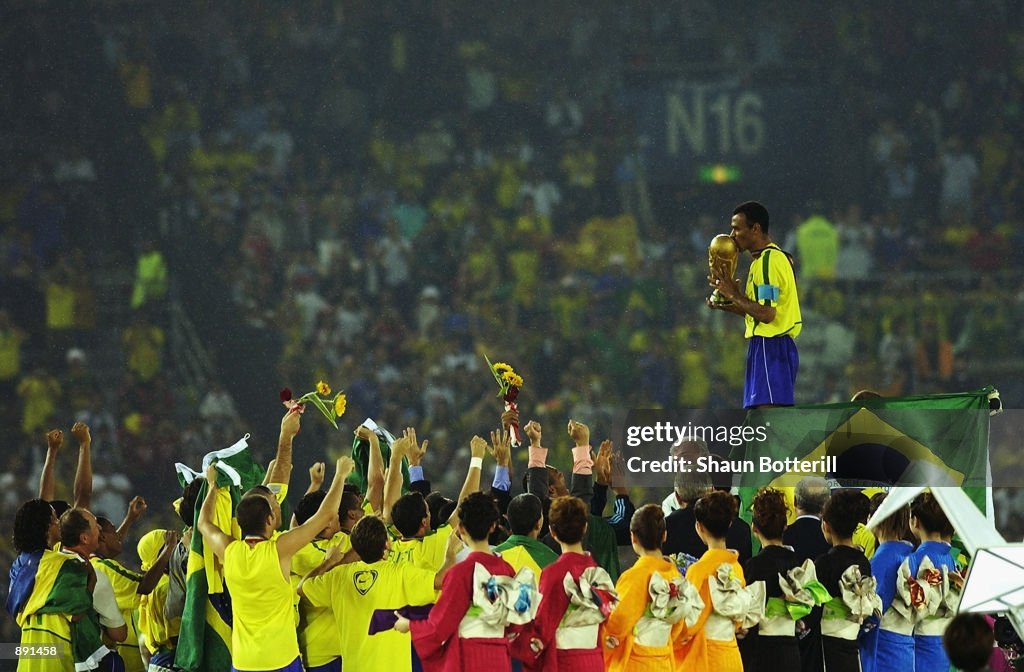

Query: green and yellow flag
[{"left": 736, "top": 387, "right": 994, "bottom": 518}]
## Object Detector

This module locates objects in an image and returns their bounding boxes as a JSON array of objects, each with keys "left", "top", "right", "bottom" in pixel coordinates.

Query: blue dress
[
  {"left": 860, "top": 541, "right": 915, "bottom": 672},
  {"left": 908, "top": 541, "right": 957, "bottom": 672}
]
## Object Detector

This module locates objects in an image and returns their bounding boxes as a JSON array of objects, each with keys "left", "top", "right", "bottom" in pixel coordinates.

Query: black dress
[
  {"left": 814, "top": 545, "right": 872, "bottom": 672},
  {"left": 740, "top": 545, "right": 802, "bottom": 672}
]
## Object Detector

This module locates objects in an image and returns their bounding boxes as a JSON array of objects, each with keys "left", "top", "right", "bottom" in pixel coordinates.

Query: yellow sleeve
[
  {"left": 302, "top": 569, "right": 338, "bottom": 610},
  {"left": 399, "top": 565, "right": 441, "bottom": 606}
]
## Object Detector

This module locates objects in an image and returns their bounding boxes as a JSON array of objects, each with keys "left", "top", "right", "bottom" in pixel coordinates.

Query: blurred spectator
[{"left": 130, "top": 240, "right": 168, "bottom": 310}]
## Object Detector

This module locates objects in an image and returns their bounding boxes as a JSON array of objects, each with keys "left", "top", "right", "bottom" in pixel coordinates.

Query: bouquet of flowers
[
  {"left": 280, "top": 380, "right": 347, "bottom": 429},
  {"left": 485, "top": 355, "right": 523, "bottom": 447}
]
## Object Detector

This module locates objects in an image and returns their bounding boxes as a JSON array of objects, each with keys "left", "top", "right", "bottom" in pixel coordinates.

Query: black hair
[
  {"left": 944, "top": 613, "right": 994, "bottom": 672},
  {"left": 822, "top": 489, "right": 863, "bottom": 539},
  {"left": 751, "top": 488, "right": 788, "bottom": 540},
  {"left": 733, "top": 201, "right": 770, "bottom": 233},
  {"left": 14, "top": 499, "right": 55, "bottom": 553},
  {"left": 340, "top": 491, "right": 363, "bottom": 521},
  {"left": 458, "top": 492, "right": 501, "bottom": 541},
  {"left": 179, "top": 478, "right": 205, "bottom": 526},
  {"left": 350, "top": 515, "right": 389, "bottom": 562},
  {"left": 629, "top": 504, "right": 666, "bottom": 551},
  {"left": 295, "top": 491, "right": 327, "bottom": 526},
  {"left": 911, "top": 491, "right": 954, "bottom": 537},
  {"left": 59, "top": 508, "right": 93, "bottom": 548},
  {"left": 49, "top": 500, "right": 71, "bottom": 519},
  {"left": 549, "top": 496, "right": 588, "bottom": 545},
  {"left": 391, "top": 492, "right": 429, "bottom": 538},
  {"left": 236, "top": 495, "right": 273, "bottom": 538},
  {"left": 694, "top": 491, "right": 737, "bottom": 539},
  {"left": 425, "top": 492, "right": 453, "bottom": 531},
  {"left": 507, "top": 493, "right": 543, "bottom": 536}
]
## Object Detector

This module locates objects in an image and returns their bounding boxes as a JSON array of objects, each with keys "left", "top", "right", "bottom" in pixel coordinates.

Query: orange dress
[
  {"left": 604, "top": 555, "right": 702, "bottom": 672},
  {"left": 678, "top": 549, "right": 746, "bottom": 672}
]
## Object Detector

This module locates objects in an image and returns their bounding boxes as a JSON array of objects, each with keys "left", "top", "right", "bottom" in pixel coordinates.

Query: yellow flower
[
  {"left": 317, "top": 380, "right": 332, "bottom": 396},
  {"left": 493, "top": 362, "right": 513, "bottom": 375},
  {"left": 334, "top": 393, "right": 347, "bottom": 417},
  {"left": 503, "top": 371, "right": 524, "bottom": 388}
]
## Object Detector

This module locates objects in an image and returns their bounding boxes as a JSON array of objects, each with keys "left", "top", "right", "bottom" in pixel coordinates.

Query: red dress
[
  {"left": 410, "top": 552, "right": 518, "bottom": 672},
  {"left": 526, "top": 552, "right": 612, "bottom": 672}
]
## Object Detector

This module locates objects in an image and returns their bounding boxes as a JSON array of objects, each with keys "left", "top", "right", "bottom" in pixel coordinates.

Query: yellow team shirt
[
  {"left": 387, "top": 524, "right": 452, "bottom": 571},
  {"left": 302, "top": 559, "right": 437, "bottom": 672},
  {"left": 291, "top": 539, "right": 344, "bottom": 668},
  {"left": 138, "top": 575, "right": 174, "bottom": 654},
  {"left": 224, "top": 539, "right": 300, "bottom": 671},
  {"left": 91, "top": 557, "right": 144, "bottom": 672},
  {"left": 744, "top": 244, "right": 802, "bottom": 339}
]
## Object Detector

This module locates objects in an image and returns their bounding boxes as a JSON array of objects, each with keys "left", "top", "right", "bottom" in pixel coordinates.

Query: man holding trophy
[{"left": 707, "top": 201, "right": 802, "bottom": 408}]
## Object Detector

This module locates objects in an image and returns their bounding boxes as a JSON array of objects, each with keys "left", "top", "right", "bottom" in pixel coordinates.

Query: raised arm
[
  {"left": 305, "top": 462, "right": 325, "bottom": 496},
  {"left": 567, "top": 420, "right": 594, "bottom": 507},
  {"left": 71, "top": 422, "right": 92, "bottom": 509},
  {"left": 196, "top": 465, "right": 234, "bottom": 561},
  {"left": 362, "top": 426, "right": 386, "bottom": 514},
  {"left": 267, "top": 410, "right": 300, "bottom": 486},
  {"left": 39, "top": 429, "right": 63, "bottom": 501},
  {"left": 116, "top": 496, "right": 147, "bottom": 543},
  {"left": 446, "top": 436, "right": 486, "bottom": 527},
  {"left": 524, "top": 421, "right": 549, "bottom": 503},
  {"left": 137, "top": 530, "right": 179, "bottom": 596},
  {"left": 277, "top": 456, "right": 355, "bottom": 560},
  {"left": 381, "top": 429, "right": 411, "bottom": 524},
  {"left": 487, "top": 428, "right": 512, "bottom": 515}
]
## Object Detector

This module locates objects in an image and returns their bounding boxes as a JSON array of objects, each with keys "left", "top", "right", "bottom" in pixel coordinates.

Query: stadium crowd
[{"left": 2, "top": 1, "right": 1024, "bottom": 668}]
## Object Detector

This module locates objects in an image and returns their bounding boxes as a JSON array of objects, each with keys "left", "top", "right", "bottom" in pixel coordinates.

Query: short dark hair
[
  {"left": 236, "top": 495, "right": 273, "bottom": 538},
  {"left": 350, "top": 515, "right": 389, "bottom": 562},
  {"left": 14, "top": 499, "right": 55, "bottom": 553},
  {"left": 295, "top": 491, "right": 327, "bottom": 526},
  {"left": 911, "top": 491, "right": 954, "bottom": 537},
  {"left": 694, "top": 491, "right": 737, "bottom": 539},
  {"left": 944, "top": 613, "right": 994, "bottom": 671},
  {"left": 822, "top": 490, "right": 863, "bottom": 539},
  {"left": 179, "top": 479, "right": 205, "bottom": 526},
  {"left": 458, "top": 492, "right": 501, "bottom": 541},
  {"left": 751, "top": 488, "right": 788, "bottom": 540},
  {"left": 425, "top": 492, "right": 453, "bottom": 531},
  {"left": 59, "top": 508, "right": 93, "bottom": 548},
  {"left": 629, "top": 504, "right": 666, "bottom": 551},
  {"left": 49, "top": 500, "right": 71, "bottom": 519},
  {"left": 549, "top": 496, "right": 588, "bottom": 545},
  {"left": 340, "top": 491, "right": 363, "bottom": 520},
  {"left": 391, "top": 493, "right": 429, "bottom": 538},
  {"left": 507, "top": 494, "right": 543, "bottom": 535},
  {"left": 733, "top": 201, "right": 770, "bottom": 233}
]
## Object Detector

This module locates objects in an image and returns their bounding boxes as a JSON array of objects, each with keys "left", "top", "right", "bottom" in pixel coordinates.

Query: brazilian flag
[
  {"left": 350, "top": 419, "right": 410, "bottom": 495},
  {"left": 735, "top": 387, "right": 995, "bottom": 518},
  {"left": 174, "top": 436, "right": 267, "bottom": 672}
]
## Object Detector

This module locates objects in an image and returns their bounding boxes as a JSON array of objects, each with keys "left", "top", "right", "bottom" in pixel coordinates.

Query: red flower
[
  {"left": 668, "top": 583, "right": 679, "bottom": 599},
  {"left": 280, "top": 388, "right": 293, "bottom": 402}
]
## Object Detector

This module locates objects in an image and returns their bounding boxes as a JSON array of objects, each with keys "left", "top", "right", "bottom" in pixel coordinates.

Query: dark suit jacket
[
  {"left": 663, "top": 505, "right": 752, "bottom": 564},
  {"left": 782, "top": 515, "right": 831, "bottom": 564}
]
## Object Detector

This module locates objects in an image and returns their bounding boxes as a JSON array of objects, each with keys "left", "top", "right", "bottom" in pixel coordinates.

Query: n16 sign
[{"left": 626, "top": 83, "right": 828, "bottom": 186}]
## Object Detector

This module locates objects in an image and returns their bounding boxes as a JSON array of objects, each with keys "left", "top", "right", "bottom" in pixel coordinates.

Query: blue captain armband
[{"left": 756, "top": 284, "right": 780, "bottom": 302}]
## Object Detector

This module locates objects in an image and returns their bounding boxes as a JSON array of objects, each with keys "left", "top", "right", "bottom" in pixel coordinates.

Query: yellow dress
[
  {"left": 679, "top": 549, "right": 746, "bottom": 672},
  {"left": 604, "top": 555, "right": 689, "bottom": 672}
]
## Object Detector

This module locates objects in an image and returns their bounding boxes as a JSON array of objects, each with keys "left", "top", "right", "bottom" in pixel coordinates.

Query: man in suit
[
  {"left": 663, "top": 473, "right": 752, "bottom": 567},
  {"left": 783, "top": 476, "right": 831, "bottom": 672}
]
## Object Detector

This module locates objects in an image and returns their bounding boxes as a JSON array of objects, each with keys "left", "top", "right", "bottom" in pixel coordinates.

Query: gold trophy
[{"left": 708, "top": 234, "right": 740, "bottom": 306}]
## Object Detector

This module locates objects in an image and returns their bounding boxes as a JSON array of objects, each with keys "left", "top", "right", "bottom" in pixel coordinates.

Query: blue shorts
[
  {"left": 234, "top": 658, "right": 303, "bottom": 672},
  {"left": 308, "top": 659, "right": 342, "bottom": 672},
  {"left": 744, "top": 336, "right": 798, "bottom": 408}
]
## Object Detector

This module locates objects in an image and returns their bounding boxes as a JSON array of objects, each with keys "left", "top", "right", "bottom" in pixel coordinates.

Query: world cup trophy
[{"left": 708, "top": 234, "right": 740, "bottom": 306}]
